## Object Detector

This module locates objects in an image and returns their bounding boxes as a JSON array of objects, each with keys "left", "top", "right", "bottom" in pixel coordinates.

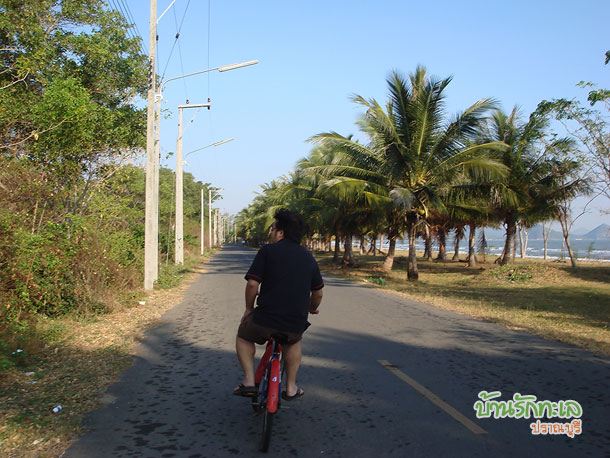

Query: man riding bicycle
[{"left": 234, "top": 209, "right": 324, "bottom": 400}]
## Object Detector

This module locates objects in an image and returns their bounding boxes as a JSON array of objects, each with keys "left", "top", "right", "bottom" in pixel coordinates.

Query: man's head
[{"left": 272, "top": 209, "right": 304, "bottom": 244}]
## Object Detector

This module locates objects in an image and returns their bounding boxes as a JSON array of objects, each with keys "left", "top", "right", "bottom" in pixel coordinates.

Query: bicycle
[{"left": 250, "top": 333, "right": 287, "bottom": 452}]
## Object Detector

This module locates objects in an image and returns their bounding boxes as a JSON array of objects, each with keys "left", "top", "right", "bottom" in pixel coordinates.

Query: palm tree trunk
[
  {"left": 511, "top": 234, "right": 517, "bottom": 263},
  {"left": 343, "top": 234, "right": 353, "bottom": 264},
  {"left": 468, "top": 224, "right": 477, "bottom": 268},
  {"left": 424, "top": 224, "right": 433, "bottom": 261},
  {"left": 436, "top": 228, "right": 447, "bottom": 261},
  {"left": 518, "top": 225, "right": 527, "bottom": 259},
  {"left": 452, "top": 227, "right": 463, "bottom": 261},
  {"left": 333, "top": 233, "right": 341, "bottom": 263},
  {"left": 500, "top": 219, "right": 517, "bottom": 265},
  {"left": 379, "top": 233, "right": 385, "bottom": 255},
  {"left": 359, "top": 236, "right": 366, "bottom": 255},
  {"left": 368, "top": 236, "right": 377, "bottom": 255},
  {"left": 407, "top": 221, "right": 419, "bottom": 280},
  {"left": 382, "top": 235, "right": 396, "bottom": 271}
]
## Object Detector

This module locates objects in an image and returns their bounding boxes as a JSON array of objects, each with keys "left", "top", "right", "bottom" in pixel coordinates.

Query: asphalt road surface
[{"left": 64, "top": 245, "right": 610, "bottom": 457}]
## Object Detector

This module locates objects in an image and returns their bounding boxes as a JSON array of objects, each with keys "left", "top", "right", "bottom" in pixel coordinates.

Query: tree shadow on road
[{"left": 63, "top": 317, "right": 610, "bottom": 458}]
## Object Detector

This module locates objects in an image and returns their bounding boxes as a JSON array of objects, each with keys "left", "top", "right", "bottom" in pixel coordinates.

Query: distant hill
[{"left": 582, "top": 224, "right": 610, "bottom": 240}]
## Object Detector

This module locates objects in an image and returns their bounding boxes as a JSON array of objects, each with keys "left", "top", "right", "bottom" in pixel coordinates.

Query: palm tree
[
  {"left": 483, "top": 107, "right": 588, "bottom": 265},
  {"left": 310, "top": 66, "right": 506, "bottom": 279}
]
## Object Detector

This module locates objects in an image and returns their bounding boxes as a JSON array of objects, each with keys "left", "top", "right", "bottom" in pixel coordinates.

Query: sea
[{"left": 375, "top": 237, "right": 610, "bottom": 262}]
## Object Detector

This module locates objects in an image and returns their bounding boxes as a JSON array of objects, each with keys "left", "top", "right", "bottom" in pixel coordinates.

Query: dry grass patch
[
  {"left": 316, "top": 251, "right": 610, "bottom": 356},
  {"left": 0, "top": 255, "right": 213, "bottom": 458}
]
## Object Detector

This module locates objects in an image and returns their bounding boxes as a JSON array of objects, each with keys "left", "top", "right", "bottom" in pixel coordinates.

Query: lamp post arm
[
  {"left": 160, "top": 67, "right": 219, "bottom": 93},
  {"left": 159, "top": 60, "right": 259, "bottom": 94},
  {"left": 185, "top": 138, "right": 235, "bottom": 158}
]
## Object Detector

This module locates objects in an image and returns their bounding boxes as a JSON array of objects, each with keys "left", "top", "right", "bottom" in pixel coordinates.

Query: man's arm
[
  {"left": 243, "top": 278, "right": 260, "bottom": 322},
  {"left": 308, "top": 289, "right": 323, "bottom": 314}
]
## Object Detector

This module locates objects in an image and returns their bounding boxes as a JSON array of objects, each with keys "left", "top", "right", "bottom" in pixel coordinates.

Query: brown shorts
[{"left": 237, "top": 313, "right": 303, "bottom": 345}]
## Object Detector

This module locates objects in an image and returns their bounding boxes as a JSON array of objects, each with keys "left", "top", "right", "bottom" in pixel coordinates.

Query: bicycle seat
[{"left": 270, "top": 333, "right": 290, "bottom": 345}]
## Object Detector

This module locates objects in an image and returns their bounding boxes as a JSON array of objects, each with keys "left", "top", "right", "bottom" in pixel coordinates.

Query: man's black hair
[{"left": 274, "top": 208, "right": 304, "bottom": 244}]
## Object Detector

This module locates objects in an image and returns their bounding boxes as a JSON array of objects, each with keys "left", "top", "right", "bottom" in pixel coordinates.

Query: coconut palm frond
[
  {"left": 308, "top": 131, "right": 381, "bottom": 164},
  {"left": 456, "top": 157, "right": 510, "bottom": 182},
  {"left": 304, "top": 164, "right": 386, "bottom": 183}
]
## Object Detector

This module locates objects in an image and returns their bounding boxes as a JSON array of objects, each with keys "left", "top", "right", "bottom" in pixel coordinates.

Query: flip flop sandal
[
  {"left": 281, "top": 387, "right": 304, "bottom": 401},
  {"left": 232, "top": 383, "right": 258, "bottom": 397}
]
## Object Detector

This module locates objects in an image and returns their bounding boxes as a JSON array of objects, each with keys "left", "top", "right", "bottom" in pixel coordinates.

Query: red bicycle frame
[{"left": 254, "top": 339, "right": 282, "bottom": 413}]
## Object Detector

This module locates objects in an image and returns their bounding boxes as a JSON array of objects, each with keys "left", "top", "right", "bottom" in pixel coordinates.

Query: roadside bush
[
  {"left": 0, "top": 159, "right": 142, "bottom": 321},
  {"left": 367, "top": 276, "right": 387, "bottom": 286},
  {"left": 488, "top": 264, "right": 534, "bottom": 283},
  {"left": 0, "top": 158, "right": 209, "bottom": 371}
]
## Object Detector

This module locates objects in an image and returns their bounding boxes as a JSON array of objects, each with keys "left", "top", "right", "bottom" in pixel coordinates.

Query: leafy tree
[
  {"left": 0, "top": 0, "right": 147, "bottom": 185},
  {"left": 536, "top": 51, "right": 609, "bottom": 214},
  {"left": 537, "top": 98, "right": 609, "bottom": 208}
]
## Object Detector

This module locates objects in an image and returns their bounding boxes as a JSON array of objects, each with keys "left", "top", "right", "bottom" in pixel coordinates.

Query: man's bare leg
[
  {"left": 236, "top": 336, "right": 256, "bottom": 387},
  {"left": 282, "top": 341, "right": 302, "bottom": 397}
]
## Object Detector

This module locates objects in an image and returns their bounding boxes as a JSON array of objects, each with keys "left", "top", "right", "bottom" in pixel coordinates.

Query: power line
[
  {"left": 173, "top": 3, "right": 188, "bottom": 101},
  {"left": 159, "top": 0, "right": 192, "bottom": 83},
  {"left": 118, "top": 0, "right": 147, "bottom": 55},
  {"left": 108, "top": 0, "right": 147, "bottom": 56},
  {"left": 182, "top": 106, "right": 206, "bottom": 136},
  {"left": 108, "top": 0, "right": 136, "bottom": 42}
]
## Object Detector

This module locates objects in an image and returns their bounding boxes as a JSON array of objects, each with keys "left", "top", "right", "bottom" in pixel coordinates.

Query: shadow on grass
[
  {"left": 402, "top": 282, "right": 609, "bottom": 329},
  {"left": 317, "top": 252, "right": 489, "bottom": 278},
  {"left": 315, "top": 252, "right": 610, "bottom": 345},
  {"left": 559, "top": 264, "right": 610, "bottom": 285}
]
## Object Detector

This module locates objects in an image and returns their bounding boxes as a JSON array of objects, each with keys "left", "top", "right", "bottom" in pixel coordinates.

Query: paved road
[{"left": 64, "top": 245, "right": 610, "bottom": 457}]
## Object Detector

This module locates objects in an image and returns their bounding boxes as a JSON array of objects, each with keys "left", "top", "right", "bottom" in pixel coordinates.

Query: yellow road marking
[{"left": 378, "top": 360, "right": 487, "bottom": 435}]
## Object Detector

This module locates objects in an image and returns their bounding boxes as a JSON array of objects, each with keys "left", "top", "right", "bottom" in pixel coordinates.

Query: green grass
[{"left": 316, "top": 251, "right": 610, "bottom": 356}]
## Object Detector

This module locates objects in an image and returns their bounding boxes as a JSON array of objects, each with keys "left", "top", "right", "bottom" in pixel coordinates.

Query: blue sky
[{"left": 127, "top": 0, "right": 609, "bottom": 230}]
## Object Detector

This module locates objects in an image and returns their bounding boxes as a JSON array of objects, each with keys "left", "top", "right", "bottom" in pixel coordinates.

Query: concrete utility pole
[
  {"left": 175, "top": 102, "right": 210, "bottom": 265},
  {"left": 153, "top": 81, "right": 162, "bottom": 281},
  {"left": 213, "top": 209, "right": 218, "bottom": 246},
  {"left": 144, "top": 0, "right": 157, "bottom": 290},
  {"left": 220, "top": 214, "right": 224, "bottom": 244},
  {"left": 208, "top": 190, "right": 212, "bottom": 248},
  {"left": 144, "top": 58, "right": 255, "bottom": 278},
  {"left": 200, "top": 189, "right": 204, "bottom": 255},
  {"left": 174, "top": 106, "right": 184, "bottom": 264}
]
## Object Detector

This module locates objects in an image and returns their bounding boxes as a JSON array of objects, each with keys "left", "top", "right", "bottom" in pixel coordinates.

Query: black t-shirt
[{"left": 245, "top": 239, "right": 324, "bottom": 333}]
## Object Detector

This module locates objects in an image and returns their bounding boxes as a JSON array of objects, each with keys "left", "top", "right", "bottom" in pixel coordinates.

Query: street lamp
[
  {"left": 185, "top": 138, "right": 234, "bottom": 158},
  {"left": 175, "top": 102, "right": 210, "bottom": 265},
  {"left": 192, "top": 139, "right": 234, "bottom": 256},
  {"left": 209, "top": 188, "right": 223, "bottom": 249},
  {"left": 144, "top": 60, "right": 258, "bottom": 288},
  {"left": 175, "top": 130, "right": 233, "bottom": 264}
]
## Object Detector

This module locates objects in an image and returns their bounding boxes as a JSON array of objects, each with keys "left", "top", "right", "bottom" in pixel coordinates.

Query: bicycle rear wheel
[{"left": 260, "top": 409, "right": 274, "bottom": 452}]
